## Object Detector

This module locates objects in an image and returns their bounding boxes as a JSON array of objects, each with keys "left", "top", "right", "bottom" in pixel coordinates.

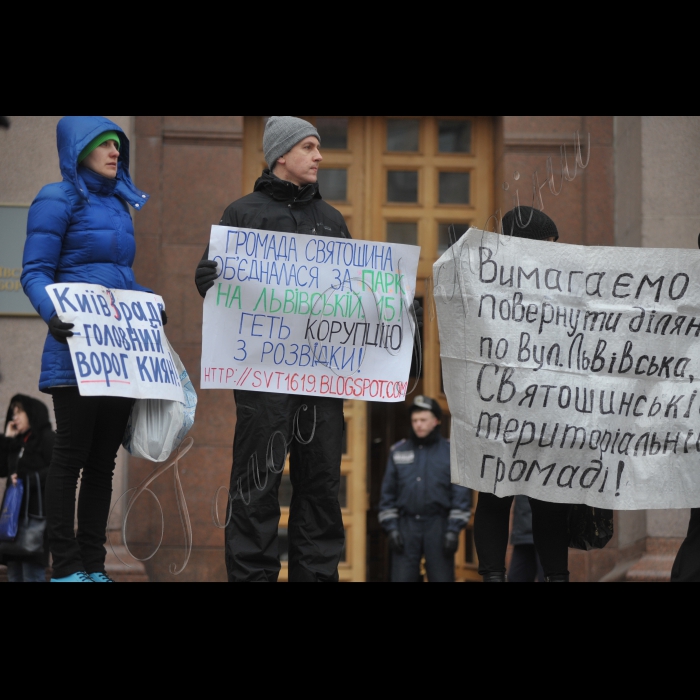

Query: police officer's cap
[{"left": 409, "top": 395, "right": 442, "bottom": 420}]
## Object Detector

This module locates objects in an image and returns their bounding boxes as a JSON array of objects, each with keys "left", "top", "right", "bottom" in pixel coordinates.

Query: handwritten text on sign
[
  {"left": 48, "top": 283, "right": 184, "bottom": 402},
  {"left": 201, "top": 227, "right": 420, "bottom": 401},
  {"left": 435, "top": 228, "right": 700, "bottom": 509}
]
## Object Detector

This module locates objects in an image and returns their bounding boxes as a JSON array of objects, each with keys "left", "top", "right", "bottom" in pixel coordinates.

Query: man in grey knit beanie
[
  {"left": 193, "top": 116, "right": 350, "bottom": 583},
  {"left": 263, "top": 116, "right": 321, "bottom": 175},
  {"left": 194, "top": 116, "right": 423, "bottom": 583}
]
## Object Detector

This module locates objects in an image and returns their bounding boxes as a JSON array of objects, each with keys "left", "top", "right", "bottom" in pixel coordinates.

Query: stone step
[
  {"left": 625, "top": 554, "right": 676, "bottom": 582},
  {"left": 0, "top": 545, "right": 149, "bottom": 583}
]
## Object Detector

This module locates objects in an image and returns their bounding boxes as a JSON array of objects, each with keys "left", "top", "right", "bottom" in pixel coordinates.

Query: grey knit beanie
[{"left": 263, "top": 116, "right": 321, "bottom": 171}]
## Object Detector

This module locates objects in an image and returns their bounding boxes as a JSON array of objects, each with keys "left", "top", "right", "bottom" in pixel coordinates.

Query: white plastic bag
[{"left": 122, "top": 340, "right": 197, "bottom": 462}]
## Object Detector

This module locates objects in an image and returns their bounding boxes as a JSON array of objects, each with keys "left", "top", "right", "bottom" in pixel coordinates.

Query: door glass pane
[
  {"left": 387, "top": 170, "right": 418, "bottom": 202},
  {"left": 279, "top": 474, "right": 293, "bottom": 507},
  {"left": 318, "top": 168, "right": 347, "bottom": 201},
  {"left": 438, "top": 120, "right": 472, "bottom": 153},
  {"left": 387, "top": 222, "right": 418, "bottom": 246},
  {"left": 338, "top": 475, "right": 347, "bottom": 509},
  {"left": 439, "top": 171, "right": 470, "bottom": 204},
  {"left": 438, "top": 222, "right": 470, "bottom": 255},
  {"left": 387, "top": 119, "right": 419, "bottom": 152},
  {"left": 279, "top": 527, "right": 289, "bottom": 561},
  {"left": 316, "top": 117, "right": 348, "bottom": 150}
]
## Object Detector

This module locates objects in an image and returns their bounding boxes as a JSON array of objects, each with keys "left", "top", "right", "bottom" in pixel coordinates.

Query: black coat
[
  {"left": 0, "top": 394, "right": 54, "bottom": 566},
  {"left": 200, "top": 169, "right": 351, "bottom": 262}
]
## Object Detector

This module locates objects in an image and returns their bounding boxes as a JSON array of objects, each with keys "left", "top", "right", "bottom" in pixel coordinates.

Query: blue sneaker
[
  {"left": 88, "top": 572, "right": 115, "bottom": 583},
  {"left": 51, "top": 571, "right": 93, "bottom": 583}
]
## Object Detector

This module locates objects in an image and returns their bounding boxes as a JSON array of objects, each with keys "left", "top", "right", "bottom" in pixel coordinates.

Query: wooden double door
[{"left": 243, "top": 116, "right": 494, "bottom": 581}]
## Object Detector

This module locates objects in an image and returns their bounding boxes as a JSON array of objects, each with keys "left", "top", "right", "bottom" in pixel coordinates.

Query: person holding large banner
[
  {"left": 20, "top": 116, "right": 157, "bottom": 583},
  {"left": 467, "top": 207, "right": 571, "bottom": 582},
  {"left": 195, "top": 116, "right": 421, "bottom": 582}
]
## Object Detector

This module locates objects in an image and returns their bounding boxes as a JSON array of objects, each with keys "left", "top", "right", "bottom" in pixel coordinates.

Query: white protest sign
[
  {"left": 48, "top": 283, "right": 185, "bottom": 402},
  {"left": 201, "top": 226, "right": 420, "bottom": 401},
  {"left": 435, "top": 228, "right": 700, "bottom": 510}
]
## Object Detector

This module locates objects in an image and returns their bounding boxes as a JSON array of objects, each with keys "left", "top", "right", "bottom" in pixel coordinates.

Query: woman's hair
[{"left": 9, "top": 400, "right": 24, "bottom": 416}]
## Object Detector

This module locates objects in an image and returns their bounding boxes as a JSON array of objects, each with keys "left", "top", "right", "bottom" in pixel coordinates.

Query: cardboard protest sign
[
  {"left": 48, "top": 283, "right": 185, "bottom": 402},
  {"left": 435, "top": 228, "right": 700, "bottom": 509},
  {"left": 201, "top": 226, "right": 420, "bottom": 402}
]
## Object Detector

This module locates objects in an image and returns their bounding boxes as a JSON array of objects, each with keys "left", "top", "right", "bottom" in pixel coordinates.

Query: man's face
[
  {"left": 275, "top": 136, "right": 322, "bottom": 186},
  {"left": 82, "top": 139, "right": 119, "bottom": 179},
  {"left": 411, "top": 410, "right": 440, "bottom": 438}
]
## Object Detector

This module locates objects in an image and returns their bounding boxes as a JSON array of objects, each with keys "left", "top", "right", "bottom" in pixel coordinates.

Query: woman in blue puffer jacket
[{"left": 21, "top": 116, "right": 158, "bottom": 583}]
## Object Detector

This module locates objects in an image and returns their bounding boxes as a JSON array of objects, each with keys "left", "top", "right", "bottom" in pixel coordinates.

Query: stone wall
[
  {"left": 127, "top": 117, "right": 244, "bottom": 581},
  {"left": 613, "top": 116, "right": 700, "bottom": 579}
]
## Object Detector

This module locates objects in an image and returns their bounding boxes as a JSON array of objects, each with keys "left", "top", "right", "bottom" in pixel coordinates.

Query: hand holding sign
[{"left": 48, "top": 315, "right": 74, "bottom": 344}]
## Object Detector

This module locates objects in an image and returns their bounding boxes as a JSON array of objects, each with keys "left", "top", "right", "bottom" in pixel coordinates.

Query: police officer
[{"left": 378, "top": 395, "right": 471, "bottom": 582}]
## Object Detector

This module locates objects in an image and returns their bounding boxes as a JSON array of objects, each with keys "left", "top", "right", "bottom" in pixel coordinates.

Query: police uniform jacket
[{"left": 378, "top": 433, "right": 471, "bottom": 533}]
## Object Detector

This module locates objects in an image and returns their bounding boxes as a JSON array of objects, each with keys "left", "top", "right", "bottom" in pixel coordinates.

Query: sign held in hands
[
  {"left": 435, "top": 228, "right": 700, "bottom": 509},
  {"left": 48, "top": 283, "right": 184, "bottom": 402},
  {"left": 201, "top": 226, "right": 420, "bottom": 402}
]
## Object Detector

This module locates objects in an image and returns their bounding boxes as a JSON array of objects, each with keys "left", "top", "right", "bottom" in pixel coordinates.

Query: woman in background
[{"left": 0, "top": 395, "right": 55, "bottom": 582}]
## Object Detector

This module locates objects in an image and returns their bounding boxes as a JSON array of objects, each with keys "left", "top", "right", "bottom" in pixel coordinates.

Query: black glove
[
  {"left": 161, "top": 309, "right": 168, "bottom": 326},
  {"left": 443, "top": 531, "right": 459, "bottom": 558},
  {"left": 48, "top": 315, "right": 74, "bottom": 344},
  {"left": 195, "top": 259, "right": 219, "bottom": 298},
  {"left": 412, "top": 298, "right": 423, "bottom": 329},
  {"left": 387, "top": 529, "right": 404, "bottom": 554}
]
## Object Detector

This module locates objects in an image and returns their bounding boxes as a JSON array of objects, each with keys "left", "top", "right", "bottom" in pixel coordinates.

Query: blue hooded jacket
[{"left": 21, "top": 116, "right": 152, "bottom": 392}]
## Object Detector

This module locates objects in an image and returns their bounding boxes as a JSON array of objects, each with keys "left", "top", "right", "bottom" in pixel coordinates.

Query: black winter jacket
[
  {"left": 200, "top": 169, "right": 351, "bottom": 262},
  {"left": 0, "top": 394, "right": 54, "bottom": 566}
]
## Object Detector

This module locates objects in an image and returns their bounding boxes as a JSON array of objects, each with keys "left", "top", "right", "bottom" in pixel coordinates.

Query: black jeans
[
  {"left": 226, "top": 390, "right": 345, "bottom": 582},
  {"left": 671, "top": 508, "right": 700, "bottom": 582},
  {"left": 46, "top": 388, "right": 133, "bottom": 578},
  {"left": 508, "top": 544, "right": 545, "bottom": 582},
  {"left": 474, "top": 492, "right": 569, "bottom": 578}
]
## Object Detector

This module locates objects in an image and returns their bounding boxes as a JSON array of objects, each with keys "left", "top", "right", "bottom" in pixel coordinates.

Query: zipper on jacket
[{"left": 288, "top": 203, "right": 299, "bottom": 233}]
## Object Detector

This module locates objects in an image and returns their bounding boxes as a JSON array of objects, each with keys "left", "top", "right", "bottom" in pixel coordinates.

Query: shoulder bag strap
[
  {"left": 33, "top": 472, "right": 43, "bottom": 518},
  {"left": 23, "top": 472, "right": 31, "bottom": 525}
]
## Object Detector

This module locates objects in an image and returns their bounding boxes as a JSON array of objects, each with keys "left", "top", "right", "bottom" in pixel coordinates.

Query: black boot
[
  {"left": 545, "top": 573, "right": 569, "bottom": 582},
  {"left": 482, "top": 572, "right": 506, "bottom": 582}
]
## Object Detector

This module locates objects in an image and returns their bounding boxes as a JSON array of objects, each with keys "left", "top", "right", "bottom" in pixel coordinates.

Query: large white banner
[
  {"left": 48, "top": 283, "right": 185, "bottom": 402},
  {"left": 201, "top": 226, "right": 420, "bottom": 402},
  {"left": 435, "top": 228, "right": 700, "bottom": 510}
]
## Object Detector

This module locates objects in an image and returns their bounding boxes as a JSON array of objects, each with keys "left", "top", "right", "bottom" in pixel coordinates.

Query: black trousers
[
  {"left": 391, "top": 516, "right": 454, "bottom": 582},
  {"left": 225, "top": 390, "right": 345, "bottom": 582},
  {"left": 508, "top": 544, "right": 545, "bottom": 582},
  {"left": 474, "top": 492, "right": 569, "bottom": 578},
  {"left": 671, "top": 508, "right": 700, "bottom": 582},
  {"left": 47, "top": 388, "right": 133, "bottom": 578}
]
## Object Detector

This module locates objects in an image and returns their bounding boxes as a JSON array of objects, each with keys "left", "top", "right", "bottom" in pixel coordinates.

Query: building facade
[{"left": 1, "top": 115, "right": 698, "bottom": 581}]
